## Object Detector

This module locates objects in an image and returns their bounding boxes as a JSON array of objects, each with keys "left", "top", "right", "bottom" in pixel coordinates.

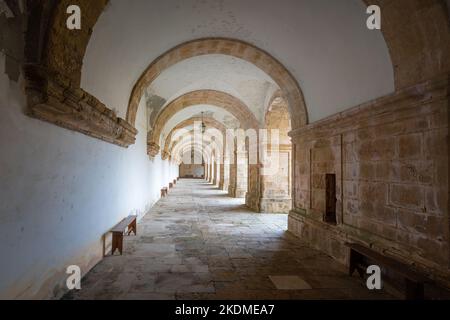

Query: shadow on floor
[{"left": 63, "top": 179, "right": 396, "bottom": 300}]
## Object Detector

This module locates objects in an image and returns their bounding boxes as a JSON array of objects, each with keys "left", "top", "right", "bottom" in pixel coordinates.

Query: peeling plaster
[{"left": 145, "top": 90, "right": 167, "bottom": 131}]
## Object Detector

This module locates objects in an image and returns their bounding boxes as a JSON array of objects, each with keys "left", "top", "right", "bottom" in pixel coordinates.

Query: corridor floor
[{"left": 64, "top": 179, "right": 393, "bottom": 300}]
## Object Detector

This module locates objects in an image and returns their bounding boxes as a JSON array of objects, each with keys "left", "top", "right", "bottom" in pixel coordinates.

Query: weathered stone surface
[
  {"left": 147, "top": 140, "right": 160, "bottom": 157},
  {"left": 147, "top": 90, "right": 259, "bottom": 157},
  {"left": 127, "top": 38, "right": 308, "bottom": 129},
  {"left": 218, "top": 150, "right": 230, "bottom": 191},
  {"left": 363, "top": 0, "right": 450, "bottom": 89},
  {"left": 24, "top": 65, "right": 137, "bottom": 147},
  {"left": 180, "top": 164, "right": 205, "bottom": 179},
  {"left": 23, "top": 0, "right": 138, "bottom": 148},
  {"left": 228, "top": 150, "right": 247, "bottom": 199},
  {"left": 289, "top": 74, "right": 450, "bottom": 288},
  {"left": 253, "top": 96, "right": 293, "bottom": 213},
  {"left": 164, "top": 116, "right": 226, "bottom": 158},
  {"left": 16, "top": 0, "right": 450, "bottom": 297}
]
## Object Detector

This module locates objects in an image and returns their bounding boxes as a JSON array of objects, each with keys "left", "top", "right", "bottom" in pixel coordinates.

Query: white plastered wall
[{"left": 0, "top": 53, "right": 178, "bottom": 299}]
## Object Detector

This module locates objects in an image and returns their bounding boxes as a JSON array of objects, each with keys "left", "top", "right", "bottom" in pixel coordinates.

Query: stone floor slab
[{"left": 63, "top": 179, "right": 395, "bottom": 300}]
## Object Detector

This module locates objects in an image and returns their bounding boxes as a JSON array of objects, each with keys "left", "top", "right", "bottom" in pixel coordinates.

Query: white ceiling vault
[
  {"left": 147, "top": 54, "right": 279, "bottom": 127},
  {"left": 81, "top": 0, "right": 395, "bottom": 141},
  {"left": 160, "top": 104, "right": 239, "bottom": 146}
]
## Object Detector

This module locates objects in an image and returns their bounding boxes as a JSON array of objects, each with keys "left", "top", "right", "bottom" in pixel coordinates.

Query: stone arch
[
  {"left": 174, "top": 142, "right": 210, "bottom": 179},
  {"left": 127, "top": 38, "right": 308, "bottom": 130},
  {"left": 173, "top": 143, "right": 210, "bottom": 159},
  {"left": 163, "top": 117, "right": 226, "bottom": 160},
  {"left": 172, "top": 140, "right": 213, "bottom": 165},
  {"left": 24, "top": 0, "right": 137, "bottom": 148},
  {"left": 259, "top": 95, "right": 293, "bottom": 213},
  {"left": 25, "top": 0, "right": 109, "bottom": 87},
  {"left": 147, "top": 90, "right": 258, "bottom": 157},
  {"left": 362, "top": 0, "right": 450, "bottom": 89},
  {"left": 168, "top": 129, "right": 225, "bottom": 158},
  {"left": 28, "top": 1, "right": 450, "bottom": 97},
  {"left": 265, "top": 95, "right": 292, "bottom": 142},
  {"left": 264, "top": 90, "right": 284, "bottom": 116},
  {"left": 23, "top": 1, "right": 450, "bottom": 147}
]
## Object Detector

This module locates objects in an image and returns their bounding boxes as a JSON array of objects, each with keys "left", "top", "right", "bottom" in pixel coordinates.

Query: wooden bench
[
  {"left": 110, "top": 215, "right": 137, "bottom": 255},
  {"left": 169, "top": 182, "right": 173, "bottom": 188},
  {"left": 161, "top": 187, "right": 168, "bottom": 197},
  {"left": 346, "top": 243, "right": 431, "bottom": 300},
  {"left": 173, "top": 179, "right": 177, "bottom": 185}
]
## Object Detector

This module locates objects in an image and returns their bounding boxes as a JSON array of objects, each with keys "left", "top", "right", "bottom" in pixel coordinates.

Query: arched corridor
[
  {"left": 63, "top": 179, "right": 392, "bottom": 300},
  {"left": 1, "top": 0, "right": 449, "bottom": 301}
]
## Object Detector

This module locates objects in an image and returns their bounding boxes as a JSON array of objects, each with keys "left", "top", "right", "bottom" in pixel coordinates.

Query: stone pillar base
[
  {"left": 245, "top": 194, "right": 260, "bottom": 212},
  {"left": 219, "top": 180, "right": 229, "bottom": 191},
  {"left": 228, "top": 186, "right": 246, "bottom": 198},
  {"left": 260, "top": 198, "right": 292, "bottom": 214},
  {"left": 228, "top": 185, "right": 235, "bottom": 197},
  {"left": 235, "top": 189, "right": 247, "bottom": 198}
]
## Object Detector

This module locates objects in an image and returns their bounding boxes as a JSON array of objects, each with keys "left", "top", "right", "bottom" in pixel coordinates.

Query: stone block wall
[
  {"left": 219, "top": 155, "right": 230, "bottom": 191},
  {"left": 246, "top": 163, "right": 261, "bottom": 211},
  {"left": 213, "top": 161, "right": 220, "bottom": 185},
  {"left": 289, "top": 74, "right": 450, "bottom": 287},
  {"left": 259, "top": 146, "right": 292, "bottom": 213},
  {"left": 179, "top": 164, "right": 204, "bottom": 178},
  {"left": 228, "top": 151, "right": 248, "bottom": 198}
]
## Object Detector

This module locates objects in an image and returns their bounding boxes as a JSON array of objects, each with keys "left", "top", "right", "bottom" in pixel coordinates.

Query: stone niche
[{"left": 289, "top": 74, "right": 450, "bottom": 288}]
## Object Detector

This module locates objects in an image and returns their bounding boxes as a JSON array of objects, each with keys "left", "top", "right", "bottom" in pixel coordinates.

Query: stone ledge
[
  {"left": 289, "top": 73, "right": 450, "bottom": 139},
  {"left": 24, "top": 64, "right": 137, "bottom": 148}
]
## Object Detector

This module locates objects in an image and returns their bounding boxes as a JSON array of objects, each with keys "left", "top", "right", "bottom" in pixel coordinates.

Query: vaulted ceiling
[
  {"left": 80, "top": 0, "right": 395, "bottom": 153},
  {"left": 160, "top": 105, "right": 238, "bottom": 146},
  {"left": 146, "top": 54, "right": 279, "bottom": 126}
]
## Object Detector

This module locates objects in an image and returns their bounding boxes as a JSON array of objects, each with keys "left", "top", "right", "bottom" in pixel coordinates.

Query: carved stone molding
[
  {"left": 161, "top": 150, "right": 170, "bottom": 160},
  {"left": 24, "top": 64, "right": 137, "bottom": 148},
  {"left": 147, "top": 139, "right": 160, "bottom": 157}
]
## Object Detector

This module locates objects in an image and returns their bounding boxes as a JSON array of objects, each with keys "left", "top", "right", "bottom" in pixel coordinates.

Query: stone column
[
  {"left": 219, "top": 149, "right": 229, "bottom": 191},
  {"left": 213, "top": 160, "right": 220, "bottom": 186},
  {"left": 228, "top": 157, "right": 236, "bottom": 196},
  {"left": 236, "top": 151, "right": 248, "bottom": 198},
  {"left": 259, "top": 144, "right": 292, "bottom": 213},
  {"left": 228, "top": 144, "right": 247, "bottom": 198},
  {"left": 245, "top": 140, "right": 261, "bottom": 212},
  {"left": 208, "top": 162, "right": 213, "bottom": 183}
]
